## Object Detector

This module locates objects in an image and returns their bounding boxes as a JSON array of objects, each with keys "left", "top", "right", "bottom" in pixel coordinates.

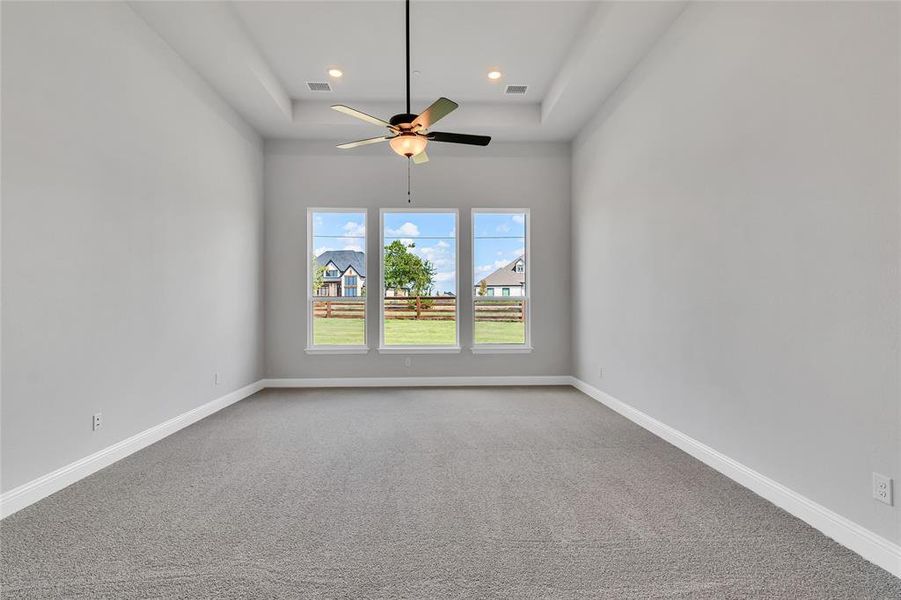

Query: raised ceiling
[{"left": 133, "top": 1, "right": 686, "bottom": 141}]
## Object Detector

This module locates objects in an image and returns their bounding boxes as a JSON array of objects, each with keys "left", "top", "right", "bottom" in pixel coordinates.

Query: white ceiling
[
  {"left": 233, "top": 1, "right": 594, "bottom": 103},
  {"left": 132, "top": 1, "right": 686, "bottom": 142}
]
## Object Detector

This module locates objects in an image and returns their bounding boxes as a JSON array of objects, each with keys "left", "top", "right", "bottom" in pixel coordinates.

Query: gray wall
[
  {"left": 572, "top": 2, "right": 900, "bottom": 543},
  {"left": 1, "top": 2, "right": 264, "bottom": 492},
  {"left": 264, "top": 140, "right": 571, "bottom": 378}
]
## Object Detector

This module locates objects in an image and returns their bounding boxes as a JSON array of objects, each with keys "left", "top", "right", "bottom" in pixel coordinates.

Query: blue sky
[
  {"left": 312, "top": 211, "right": 526, "bottom": 294},
  {"left": 473, "top": 213, "right": 526, "bottom": 285},
  {"left": 312, "top": 211, "right": 366, "bottom": 256}
]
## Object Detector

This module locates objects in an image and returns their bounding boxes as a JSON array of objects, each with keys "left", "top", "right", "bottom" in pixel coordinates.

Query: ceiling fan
[{"left": 331, "top": 0, "right": 491, "bottom": 164}]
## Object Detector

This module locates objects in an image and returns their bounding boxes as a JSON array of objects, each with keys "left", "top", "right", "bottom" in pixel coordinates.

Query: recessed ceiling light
[
  {"left": 487, "top": 70, "right": 502, "bottom": 80},
  {"left": 328, "top": 68, "right": 343, "bottom": 78}
]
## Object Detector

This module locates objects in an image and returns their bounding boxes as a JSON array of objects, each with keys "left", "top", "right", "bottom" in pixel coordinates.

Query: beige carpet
[{"left": 1, "top": 386, "right": 899, "bottom": 598}]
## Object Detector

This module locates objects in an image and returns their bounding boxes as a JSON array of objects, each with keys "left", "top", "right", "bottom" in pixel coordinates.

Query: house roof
[
  {"left": 477, "top": 256, "right": 524, "bottom": 287},
  {"left": 315, "top": 250, "right": 366, "bottom": 278}
]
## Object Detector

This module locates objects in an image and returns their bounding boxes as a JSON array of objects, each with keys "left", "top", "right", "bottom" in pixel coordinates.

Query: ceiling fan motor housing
[{"left": 390, "top": 113, "right": 419, "bottom": 128}]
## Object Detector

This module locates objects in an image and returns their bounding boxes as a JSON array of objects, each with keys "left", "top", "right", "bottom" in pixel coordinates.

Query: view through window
[
  {"left": 473, "top": 211, "right": 528, "bottom": 346},
  {"left": 382, "top": 211, "right": 458, "bottom": 347},
  {"left": 309, "top": 210, "right": 367, "bottom": 347}
]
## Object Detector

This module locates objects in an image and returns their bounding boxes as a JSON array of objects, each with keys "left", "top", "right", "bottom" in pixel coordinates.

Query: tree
[
  {"left": 311, "top": 257, "right": 326, "bottom": 294},
  {"left": 383, "top": 240, "right": 435, "bottom": 297},
  {"left": 478, "top": 280, "right": 487, "bottom": 296}
]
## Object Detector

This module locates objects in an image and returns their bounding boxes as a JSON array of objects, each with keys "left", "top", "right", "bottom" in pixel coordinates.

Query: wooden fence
[{"left": 312, "top": 297, "right": 524, "bottom": 322}]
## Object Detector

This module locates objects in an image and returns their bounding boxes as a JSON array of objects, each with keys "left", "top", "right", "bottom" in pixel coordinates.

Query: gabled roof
[
  {"left": 477, "top": 256, "right": 524, "bottom": 287},
  {"left": 315, "top": 250, "right": 366, "bottom": 278}
]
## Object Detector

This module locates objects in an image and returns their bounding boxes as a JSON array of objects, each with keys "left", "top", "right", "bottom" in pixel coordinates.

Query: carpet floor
[{"left": 1, "top": 386, "right": 899, "bottom": 599}]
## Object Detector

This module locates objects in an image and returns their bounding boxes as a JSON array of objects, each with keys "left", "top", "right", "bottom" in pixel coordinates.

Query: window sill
[
  {"left": 471, "top": 346, "right": 533, "bottom": 354},
  {"left": 378, "top": 346, "right": 462, "bottom": 355},
  {"left": 305, "top": 347, "right": 370, "bottom": 355}
]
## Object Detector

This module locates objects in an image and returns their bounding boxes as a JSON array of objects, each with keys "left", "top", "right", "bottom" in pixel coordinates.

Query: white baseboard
[
  {"left": 5, "top": 374, "right": 898, "bottom": 581},
  {"left": 0, "top": 379, "right": 265, "bottom": 520},
  {"left": 570, "top": 377, "right": 901, "bottom": 579},
  {"left": 262, "top": 375, "right": 573, "bottom": 388}
]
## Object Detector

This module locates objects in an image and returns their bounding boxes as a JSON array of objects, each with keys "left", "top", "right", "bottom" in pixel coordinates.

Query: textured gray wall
[
  {"left": 264, "top": 140, "right": 571, "bottom": 378},
  {"left": 1, "top": 2, "right": 265, "bottom": 492},
  {"left": 571, "top": 2, "right": 900, "bottom": 543}
]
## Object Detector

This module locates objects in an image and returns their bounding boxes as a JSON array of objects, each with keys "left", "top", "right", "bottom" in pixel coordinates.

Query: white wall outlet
[
  {"left": 404, "top": 357, "right": 412, "bottom": 368},
  {"left": 214, "top": 372, "right": 220, "bottom": 385},
  {"left": 873, "top": 472, "right": 893, "bottom": 505},
  {"left": 92, "top": 412, "right": 102, "bottom": 431}
]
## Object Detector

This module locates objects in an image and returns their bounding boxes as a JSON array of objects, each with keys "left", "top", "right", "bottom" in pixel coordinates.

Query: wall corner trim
[
  {"left": 570, "top": 377, "right": 901, "bottom": 579},
  {"left": 0, "top": 379, "right": 265, "bottom": 519}
]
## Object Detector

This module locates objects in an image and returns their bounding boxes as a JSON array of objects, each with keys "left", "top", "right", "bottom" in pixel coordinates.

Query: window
[
  {"left": 380, "top": 210, "right": 459, "bottom": 351},
  {"left": 307, "top": 209, "right": 367, "bottom": 352},
  {"left": 472, "top": 210, "right": 529, "bottom": 350}
]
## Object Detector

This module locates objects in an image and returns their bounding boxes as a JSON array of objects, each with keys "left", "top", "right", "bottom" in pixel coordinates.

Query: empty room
[{"left": 1, "top": 0, "right": 899, "bottom": 597}]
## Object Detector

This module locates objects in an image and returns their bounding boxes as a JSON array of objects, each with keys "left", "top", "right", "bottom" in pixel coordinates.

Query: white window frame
[
  {"left": 379, "top": 208, "right": 460, "bottom": 354},
  {"left": 471, "top": 208, "right": 532, "bottom": 354},
  {"left": 306, "top": 207, "right": 369, "bottom": 355}
]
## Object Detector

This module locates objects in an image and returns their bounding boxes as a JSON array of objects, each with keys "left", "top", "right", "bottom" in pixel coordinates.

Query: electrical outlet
[
  {"left": 873, "top": 473, "right": 893, "bottom": 506},
  {"left": 92, "top": 412, "right": 102, "bottom": 431},
  {"left": 404, "top": 357, "right": 412, "bottom": 368}
]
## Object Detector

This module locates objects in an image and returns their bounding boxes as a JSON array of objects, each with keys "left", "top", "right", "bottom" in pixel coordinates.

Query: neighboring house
[
  {"left": 475, "top": 256, "right": 525, "bottom": 297},
  {"left": 314, "top": 250, "right": 365, "bottom": 297}
]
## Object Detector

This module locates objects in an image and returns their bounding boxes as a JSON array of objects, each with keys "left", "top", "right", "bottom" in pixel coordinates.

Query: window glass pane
[
  {"left": 383, "top": 212, "right": 457, "bottom": 346},
  {"left": 473, "top": 212, "right": 527, "bottom": 345},
  {"left": 474, "top": 299, "right": 525, "bottom": 344},
  {"left": 310, "top": 211, "right": 366, "bottom": 346},
  {"left": 312, "top": 299, "right": 365, "bottom": 345}
]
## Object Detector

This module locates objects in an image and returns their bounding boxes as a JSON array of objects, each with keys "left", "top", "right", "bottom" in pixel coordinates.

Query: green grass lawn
[
  {"left": 313, "top": 318, "right": 524, "bottom": 346},
  {"left": 312, "top": 318, "right": 365, "bottom": 345},
  {"left": 474, "top": 320, "right": 525, "bottom": 344}
]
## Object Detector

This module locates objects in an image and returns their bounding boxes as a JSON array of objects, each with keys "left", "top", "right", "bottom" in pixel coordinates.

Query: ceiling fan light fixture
[
  {"left": 328, "top": 68, "right": 343, "bottom": 78},
  {"left": 487, "top": 70, "right": 502, "bottom": 80},
  {"left": 389, "top": 134, "right": 428, "bottom": 158}
]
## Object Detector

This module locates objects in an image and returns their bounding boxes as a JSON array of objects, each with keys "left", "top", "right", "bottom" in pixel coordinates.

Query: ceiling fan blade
[
  {"left": 336, "top": 136, "right": 393, "bottom": 150},
  {"left": 412, "top": 151, "right": 429, "bottom": 164},
  {"left": 411, "top": 97, "right": 458, "bottom": 130},
  {"left": 427, "top": 131, "right": 491, "bottom": 146},
  {"left": 331, "top": 105, "right": 392, "bottom": 128}
]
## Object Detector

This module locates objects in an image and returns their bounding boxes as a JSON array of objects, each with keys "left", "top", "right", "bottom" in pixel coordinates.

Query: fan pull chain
[{"left": 407, "top": 158, "right": 412, "bottom": 203}]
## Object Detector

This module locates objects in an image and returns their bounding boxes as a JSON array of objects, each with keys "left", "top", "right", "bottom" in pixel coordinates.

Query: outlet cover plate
[{"left": 873, "top": 472, "right": 893, "bottom": 506}]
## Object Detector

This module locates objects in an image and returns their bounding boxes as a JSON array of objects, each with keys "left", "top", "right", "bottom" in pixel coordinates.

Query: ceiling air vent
[
  {"left": 306, "top": 81, "right": 333, "bottom": 92},
  {"left": 504, "top": 84, "right": 528, "bottom": 95}
]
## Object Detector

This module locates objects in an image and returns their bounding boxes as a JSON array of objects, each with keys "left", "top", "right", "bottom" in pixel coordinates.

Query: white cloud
[
  {"left": 434, "top": 270, "right": 455, "bottom": 282},
  {"left": 314, "top": 246, "right": 333, "bottom": 256},
  {"left": 436, "top": 240, "right": 449, "bottom": 249},
  {"left": 399, "top": 238, "right": 415, "bottom": 247},
  {"left": 510, "top": 247, "right": 525, "bottom": 258},
  {"left": 512, "top": 214, "right": 525, "bottom": 224},
  {"left": 342, "top": 242, "right": 363, "bottom": 252},
  {"left": 496, "top": 223, "right": 511, "bottom": 233},
  {"left": 343, "top": 221, "right": 365, "bottom": 237},
  {"left": 475, "top": 259, "right": 509, "bottom": 276},
  {"left": 386, "top": 222, "right": 419, "bottom": 237}
]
